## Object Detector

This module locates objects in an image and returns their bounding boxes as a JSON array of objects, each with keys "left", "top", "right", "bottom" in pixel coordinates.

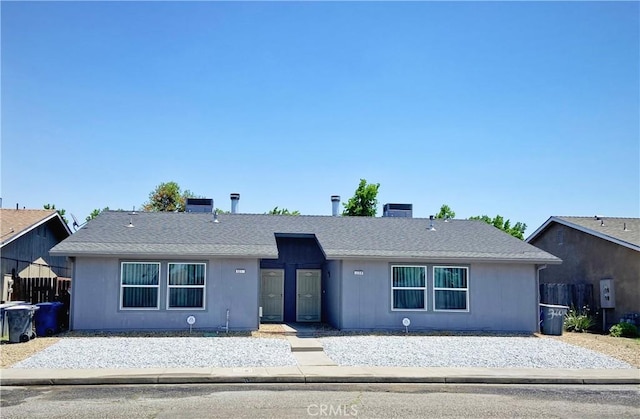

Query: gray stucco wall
[
  {"left": 71, "top": 257, "right": 259, "bottom": 331},
  {"left": 337, "top": 260, "right": 538, "bottom": 333},
  {"left": 530, "top": 223, "right": 640, "bottom": 326}
]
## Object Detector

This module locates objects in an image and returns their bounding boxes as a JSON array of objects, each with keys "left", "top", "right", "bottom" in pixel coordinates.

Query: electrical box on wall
[{"left": 600, "top": 278, "right": 615, "bottom": 308}]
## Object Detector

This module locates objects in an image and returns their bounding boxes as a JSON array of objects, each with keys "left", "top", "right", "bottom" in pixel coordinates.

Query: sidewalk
[
  {"left": 2, "top": 328, "right": 638, "bottom": 386},
  {"left": 1, "top": 365, "right": 638, "bottom": 386}
]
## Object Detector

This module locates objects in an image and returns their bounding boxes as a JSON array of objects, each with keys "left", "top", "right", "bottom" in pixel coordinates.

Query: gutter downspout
[
  {"left": 536, "top": 264, "right": 547, "bottom": 333},
  {"left": 69, "top": 257, "right": 76, "bottom": 331}
]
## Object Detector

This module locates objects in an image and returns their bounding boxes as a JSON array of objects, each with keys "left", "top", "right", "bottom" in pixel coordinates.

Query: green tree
[
  {"left": 43, "top": 203, "right": 68, "bottom": 224},
  {"left": 435, "top": 204, "right": 456, "bottom": 219},
  {"left": 86, "top": 207, "right": 110, "bottom": 222},
  {"left": 142, "top": 181, "right": 198, "bottom": 212},
  {"left": 215, "top": 208, "right": 230, "bottom": 215},
  {"left": 267, "top": 207, "right": 300, "bottom": 215},
  {"left": 342, "top": 179, "right": 380, "bottom": 216},
  {"left": 469, "top": 214, "right": 527, "bottom": 240}
]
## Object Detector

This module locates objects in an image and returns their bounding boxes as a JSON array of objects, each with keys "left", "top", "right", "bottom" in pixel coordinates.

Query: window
[
  {"left": 167, "top": 263, "right": 206, "bottom": 309},
  {"left": 121, "top": 262, "right": 160, "bottom": 309},
  {"left": 391, "top": 266, "right": 426, "bottom": 310},
  {"left": 433, "top": 266, "right": 468, "bottom": 311}
]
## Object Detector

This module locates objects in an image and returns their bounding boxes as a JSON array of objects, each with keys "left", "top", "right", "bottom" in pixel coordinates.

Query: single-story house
[
  {"left": 527, "top": 216, "right": 639, "bottom": 328},
  {"left": 50, "top": 199, "right": 561, "bottom": 333},
  {"left": 1, "top": 208, "right": 72, "bottom": 301}
]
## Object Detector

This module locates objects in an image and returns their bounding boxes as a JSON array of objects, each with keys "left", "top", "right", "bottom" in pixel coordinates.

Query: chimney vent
[
  {"left": 331, "top": 195, "right": 340, "bottom": 216},
  {"left": 230, "top": 193, "right": 240, "bottom": 214},
  {"left": 428, "top": 215, "right": 436, "bottom": 231}
]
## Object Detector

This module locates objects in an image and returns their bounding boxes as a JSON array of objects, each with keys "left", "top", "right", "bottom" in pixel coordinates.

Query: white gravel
[
  {"left": 12, "top": 337, "right": 296, "bottom": 369},
  {"left": 320, "top": 336, "right": 634, "bottom": 369},
  {"left": 11, "top": 335, "right": 635, "bottom": 370}
]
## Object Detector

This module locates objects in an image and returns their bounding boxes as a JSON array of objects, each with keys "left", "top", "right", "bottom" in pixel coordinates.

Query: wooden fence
[
  {"left": 12, "top": 276, "right": 71, "bottom": 304},
  {"left": 540, "top": 283, "right": 594, "bottom": 310}
]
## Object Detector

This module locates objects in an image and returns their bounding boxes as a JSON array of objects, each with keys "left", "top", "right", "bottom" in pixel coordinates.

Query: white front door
[
  {"left": 260, "top": 269, "right": 284, "bottom": 322},
  {"left": 296, "top": 269, "right": 321, "bottom": 322}
]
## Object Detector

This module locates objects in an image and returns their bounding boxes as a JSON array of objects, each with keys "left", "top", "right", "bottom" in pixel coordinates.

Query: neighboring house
[
  {"left": 50, "top": 199, "right": 560, "bottom": 333},
  {"left": 527, "top": 216, "right": 640, "bottom": 328},
  {"left": 1, "top": 209, "right": 72, "bottom": 301}
]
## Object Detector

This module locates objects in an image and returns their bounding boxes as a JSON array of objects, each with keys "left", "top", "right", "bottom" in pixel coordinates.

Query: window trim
[
  {"left": 432, "top": 266, "right": 469, "bottom": 312},
  {"left": 166, "top": 262, "right": 207, "bottom": 310},
  {"left": 120, "top": 261, "right": 161, "bottom": 311},
  {"left": 390, "top": 265, "right": 428, "bottom": 311}
]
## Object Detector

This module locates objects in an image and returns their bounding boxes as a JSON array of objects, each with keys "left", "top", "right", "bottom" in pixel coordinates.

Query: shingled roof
[
  {"left": 1, "top": 209, "right": 71, "bottom": 247},
  {"left": 527, "top": 216, "right": 640, "bottom": 252},
  {"left": 50, "top": 211, "right": 560, "bottom": 263}
]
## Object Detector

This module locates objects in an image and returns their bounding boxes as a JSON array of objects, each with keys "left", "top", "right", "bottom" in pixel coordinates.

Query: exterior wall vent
[
  {"left": 185, "top": 198, "right": 214, "bottom": 213},
  {"left": 383, "top": 203, "right": 413, "bottom": 218}
]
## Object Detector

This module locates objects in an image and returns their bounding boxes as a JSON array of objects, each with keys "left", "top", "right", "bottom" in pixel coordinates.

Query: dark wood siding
[
  {"left": 1, "top": 218, "right": 71, "bottom": 280},
  {"left": 260, "top": 235, "right": 326, "bottom": 322}
]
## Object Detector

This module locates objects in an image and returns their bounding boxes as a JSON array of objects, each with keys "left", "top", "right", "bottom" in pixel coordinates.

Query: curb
[{"left": 2, "top": 374, "right": 638, "bottom": 386}]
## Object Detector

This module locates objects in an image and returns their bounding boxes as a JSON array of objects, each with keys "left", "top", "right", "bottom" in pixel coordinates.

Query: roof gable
[
  {"left": 51, "top": 211, "right": 560, "bottom": 264},
  {"left": 526, "top": 216, "right": 640, "bottom": 252},
  {"left": 0, "top": 209, "right": 72, "bottom": 247}
]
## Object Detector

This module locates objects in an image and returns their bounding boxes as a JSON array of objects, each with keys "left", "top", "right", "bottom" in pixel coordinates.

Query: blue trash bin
[{"left": 34, "top": 302, "right": 64, "bottom": 337}]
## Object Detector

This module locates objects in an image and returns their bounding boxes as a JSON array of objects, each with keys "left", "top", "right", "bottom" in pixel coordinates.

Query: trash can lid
[
  {"left": 4, "top": 304, "right": 39, "bottom": 311},
  {"left": 539, "top": 303, "right": 570, "bottom": 309},
  {"left": 0, "top": 301, "right": 28, "bottom": 309}
]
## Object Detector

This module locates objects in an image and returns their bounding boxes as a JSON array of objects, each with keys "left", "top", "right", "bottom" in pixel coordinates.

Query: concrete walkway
[{"left": 1, "top": 324, "right": 638, "bottom": 386}]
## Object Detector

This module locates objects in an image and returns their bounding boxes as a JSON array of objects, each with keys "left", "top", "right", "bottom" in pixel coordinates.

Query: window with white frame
[
  {"left": 433, "top": 266, "right": 468, "bottom": 311},
  {"left": 391, "top": 265, "right": 426, "bottom": 310},
  {"left": 121, "top": 262, "right": 160, "bottom": 309},
  {"left": 167, "top": 263, "right": 206, "bottom": 309}
]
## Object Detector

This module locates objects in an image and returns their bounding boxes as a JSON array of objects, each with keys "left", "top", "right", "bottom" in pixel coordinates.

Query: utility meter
[{"left": 600, "top": 278, "right": 615, "bottom": 309}]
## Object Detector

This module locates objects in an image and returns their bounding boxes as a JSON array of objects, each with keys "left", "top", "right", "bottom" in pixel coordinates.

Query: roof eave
[
  {"left": 325, "top": 253, "right": 562, "bottom": 264},
  {"left": 1, "top": 212, "right": 71, "bottom": 248},
  {"left": 526, "top": 217, "right": 640, "bottom": 252},
  {"left": 49, "top": 250, "right": 279, "bottom": 259}
]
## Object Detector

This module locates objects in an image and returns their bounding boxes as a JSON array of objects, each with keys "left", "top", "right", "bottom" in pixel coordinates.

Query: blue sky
[{"left": 2, "top": 1, "right": 638, "bottom": 235}]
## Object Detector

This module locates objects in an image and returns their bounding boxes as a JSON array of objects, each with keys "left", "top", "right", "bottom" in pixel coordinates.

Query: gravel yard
[
  {"left": 320, "top": 336, "right": 635, "bottom": 369},
  {"left": 2, "top": 328, "right": 638, "bottom": 370},
  {"left": 11, "top": 337, "right": 296, "bottom": 369}
]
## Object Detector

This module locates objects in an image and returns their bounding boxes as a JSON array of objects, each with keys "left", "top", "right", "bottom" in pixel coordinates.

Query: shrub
[
  {"left": 563, "top": 306, "right": 595, "bottom": 333},
  {"left": 609, "top": 322, "right": 639, "bottom": 338}
]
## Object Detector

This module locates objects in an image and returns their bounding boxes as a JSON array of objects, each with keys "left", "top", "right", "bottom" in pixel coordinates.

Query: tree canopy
[
  {"left": 86, "top": 207, "right": 110, "bottom": 222},
  {"left": 267, "top": 207, "right": 300, "bottom": 216},
  {"left": 342, "top": 179, "right": 380, "bottom": 216},
  {"left": 43, "top": 203, "right": 68, "bottom": 224},
  {"left": 142, "top": 181, "right": 198, "bottom": 212},
  {"left": 433, "top": 204, "right": 527, "bottom": 240},
  {"left": 435, "top": 204, "right": 456, "bottom": 219},
  {"left": 469, "top": 215, "right": 527, "bottom": 240}
]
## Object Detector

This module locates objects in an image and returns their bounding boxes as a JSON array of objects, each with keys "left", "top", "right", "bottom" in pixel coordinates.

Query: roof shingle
[{"left": 51, "top": 211, "right": 560, "bottom": 264}]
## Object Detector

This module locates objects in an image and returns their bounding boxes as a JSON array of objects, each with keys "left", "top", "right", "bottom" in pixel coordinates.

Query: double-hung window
[
  {"left": 391, "top": 266, "right": 426, "bottom": 310},
  {"left": 433, "top": 266, "right": 468, "bottom": 311},
  {"left": 167, "top": 263, "right": 206, "bottom": 309},
  {"left": 121, "top": 262, "right": 160, "bottom": 309}
]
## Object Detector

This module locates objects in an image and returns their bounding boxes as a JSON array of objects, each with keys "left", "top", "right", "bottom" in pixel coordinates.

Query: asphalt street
[{"left": 1, "top": 383, "right": 639, "bottom": 418}]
